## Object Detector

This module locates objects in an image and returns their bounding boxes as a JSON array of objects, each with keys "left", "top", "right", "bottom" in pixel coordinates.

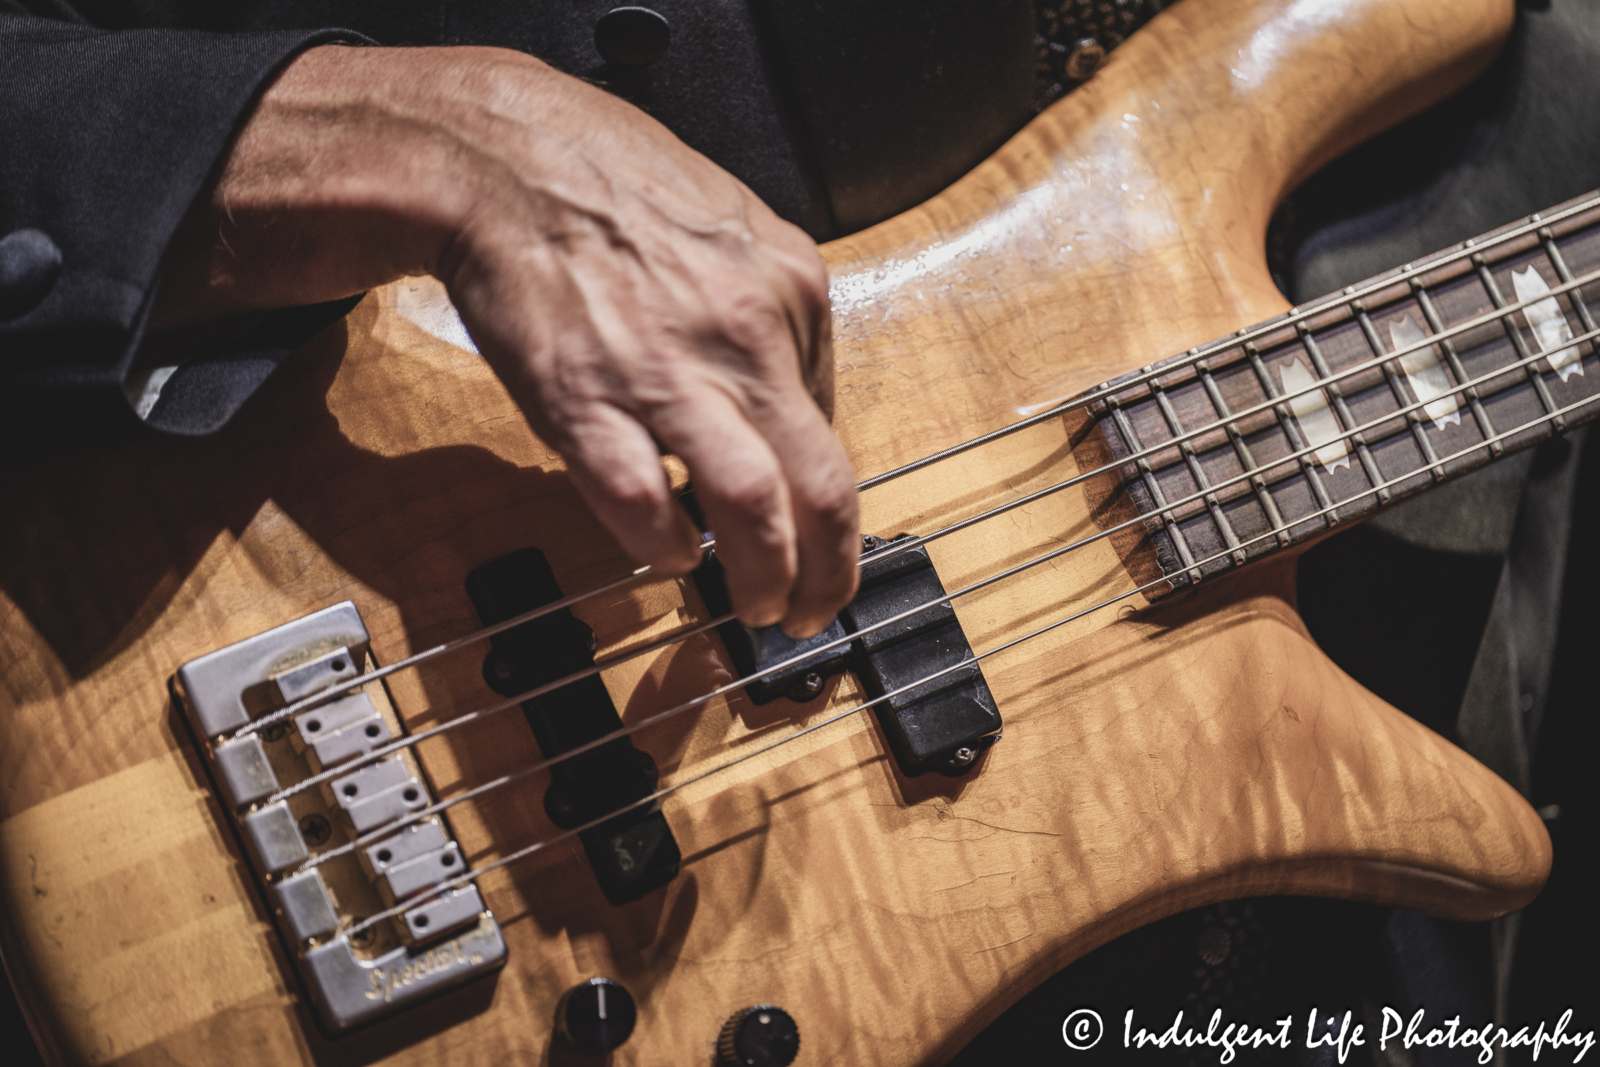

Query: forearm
[{"left": 154, "top": 46, "right": 507, "bottom": 328}]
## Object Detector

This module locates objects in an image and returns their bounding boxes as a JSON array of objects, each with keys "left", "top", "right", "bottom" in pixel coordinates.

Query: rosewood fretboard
[{"left": 1070, "top": 191, "right": 1600, "bottom": 596}]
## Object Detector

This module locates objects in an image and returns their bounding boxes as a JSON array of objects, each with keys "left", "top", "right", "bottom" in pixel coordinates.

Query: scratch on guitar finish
[{"left": 931, "top": 806, "right": 1064, "bottom": 838}]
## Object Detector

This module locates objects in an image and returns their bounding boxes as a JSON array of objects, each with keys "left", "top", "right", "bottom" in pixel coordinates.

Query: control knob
[
  {"left": 717, "top": 1004, "right": 800, "bottom": 1067},
  {"left": 555, "top": 977, "right": 636, "bottom": 1055}
]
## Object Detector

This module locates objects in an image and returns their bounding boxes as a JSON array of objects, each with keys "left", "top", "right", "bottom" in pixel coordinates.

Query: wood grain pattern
[{"left": 0, "top": 0, "right": 1546, "bottom": 1064}]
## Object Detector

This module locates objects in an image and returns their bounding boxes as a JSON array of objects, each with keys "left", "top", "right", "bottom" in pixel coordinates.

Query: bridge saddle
[{"left": 174, "top": 602, "right": 506, "bottom": 1034}]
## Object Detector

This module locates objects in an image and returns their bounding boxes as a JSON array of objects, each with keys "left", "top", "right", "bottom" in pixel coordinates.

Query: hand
[{"left": 155, "top": 45, "right": 860, "bottom": 637}]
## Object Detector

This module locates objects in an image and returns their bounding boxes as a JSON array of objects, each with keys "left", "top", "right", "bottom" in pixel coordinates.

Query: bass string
[
  {"left": 234, "top": 561, "right": 655, "bottom": 739},
  {"left": 291, "top": 325, "right": 1600, "bottom": 875},
  {"left": 852, "top": 194, "right": 1600, "bottom": 493},
  {"left": 229, "top": 201, "right": 1600, "bottom": 740},
  {"left": 837, "top": 260, "right": 1600, "bottom": 577},
  {"left": 269, "top": 304, "right": 1600, "bottom": 813},
  {"left": 343, "top": 384, "right": 1600, "bottom": 940}
]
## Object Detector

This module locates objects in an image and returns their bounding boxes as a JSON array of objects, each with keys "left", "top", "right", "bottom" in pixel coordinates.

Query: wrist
[{"left": 152, "top": 44, "right": 541, "bottom": 328}]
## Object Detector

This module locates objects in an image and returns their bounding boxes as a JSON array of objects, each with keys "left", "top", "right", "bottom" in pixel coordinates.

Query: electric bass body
[{"left": 0, "top": 0, "right": 1549, "bottom": 1064}]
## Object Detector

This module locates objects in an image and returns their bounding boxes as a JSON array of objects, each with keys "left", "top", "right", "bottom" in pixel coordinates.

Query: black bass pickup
[
  {"left": 692, "top": 533, "right": 1002, "bottom": 778},
  {"left": 466, "top": 549, "right": 680, "bottom": 906}
]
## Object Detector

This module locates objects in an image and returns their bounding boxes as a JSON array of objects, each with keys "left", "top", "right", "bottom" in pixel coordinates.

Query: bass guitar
[{"left": 0, "top": 0, "right": 1571, "bottom": 1063}]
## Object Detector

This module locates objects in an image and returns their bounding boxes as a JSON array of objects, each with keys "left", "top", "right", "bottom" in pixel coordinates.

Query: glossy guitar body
[{"left": 0, "top": 0, "right": 1546, "bottom": 1064}]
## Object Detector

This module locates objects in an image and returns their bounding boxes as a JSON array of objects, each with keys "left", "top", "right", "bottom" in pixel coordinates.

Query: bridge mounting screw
[
  {"left": 298, "top": 813, "right": 331, "bottom": 846},
  {"left": 947, "top": 746, "right": 978, "bottom": 770}
]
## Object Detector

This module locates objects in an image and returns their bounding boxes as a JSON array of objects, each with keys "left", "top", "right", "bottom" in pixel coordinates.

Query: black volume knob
[
  {"left": 555, "top": 978, "right": 637, "bottom": 1055},
  {"left": 718, "top": 1005, "right": 800, "bottom": 1067}
]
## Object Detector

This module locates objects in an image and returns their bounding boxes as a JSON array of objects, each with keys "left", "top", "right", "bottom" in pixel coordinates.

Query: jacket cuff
[{"left": 0, "top": 17, "right": 370, "bottom": 441}]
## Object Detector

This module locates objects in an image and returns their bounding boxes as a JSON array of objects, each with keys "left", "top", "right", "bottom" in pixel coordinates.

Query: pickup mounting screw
[
  {"left": 789, "top": 672, "right": 825, "bottom": 702},
  {"left": 545, "top": 786, "right": 579, "bottom": 827},
  {"left": 947, "top": 746, "right": 978, "bottom": 770}
]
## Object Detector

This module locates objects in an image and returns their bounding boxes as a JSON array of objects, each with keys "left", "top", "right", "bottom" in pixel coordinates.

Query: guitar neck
[{"left": 1071, "top": 190, "right": 1600, "bottom": 597}]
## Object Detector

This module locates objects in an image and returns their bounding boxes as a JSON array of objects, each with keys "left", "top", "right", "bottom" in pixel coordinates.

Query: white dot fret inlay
[
  {"left": 1512, "top": 266, "right": 1583, "bottom": 382},
  {"left": 1278, "top": 358, "right": 1351, "bottom": 472},
  {"left": 1389, "top": 313, "right": 1462, "bottom": 431}
]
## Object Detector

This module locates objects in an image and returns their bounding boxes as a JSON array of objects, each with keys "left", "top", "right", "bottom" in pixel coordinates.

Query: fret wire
[
  {"left": 1107, "top": 397, "right": 1205, "bottom": 583},
  {"left": 344, "top": 382, "right": 1600, "bottom": 944},
  {"left": 1196, "top": 355, "right": 1292, "bottom": 547},
  {"left": 1298, "top": 325, "right": 1389, "bottom": 502},
  {"left": 881, "top": 254, "right": 1600, "bottom": 518},
  {"left": 282, "top": 317, "right": 1600, "bottom": 833},
  {"left": 1539, "top": 226, "right": 1599, "bottom": 338},
  {"left": 854, "top": 196, "right": 1600, "bottom": 494},
  {"left": 1245, "top": 342, "right": 1340, "bottom": 530},
  {"left": 1411, "top": 280, "right": 1501, "bottom": 457},
  {"left": 1150, "top": 376, "right": 1246, "bottom": 564},
  {"left": 1474, "top": 250, "right": 1565, "bottom": 431},
  {"left": 1352, "top": 305, "right": 1446, "bottom": 483},
  {"left": 859, "top": 264, "right": 1600, "bottom": 586}
]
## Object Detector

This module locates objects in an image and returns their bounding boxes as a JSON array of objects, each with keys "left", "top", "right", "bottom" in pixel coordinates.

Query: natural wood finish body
[{"left": 0, "top": 1, "right": 1543, "bottom": 1065}]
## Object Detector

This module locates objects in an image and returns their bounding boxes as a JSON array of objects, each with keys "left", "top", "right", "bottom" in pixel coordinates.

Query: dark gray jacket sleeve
[{"left": 0, "top": 9, "right": 364, "bottom": 446}]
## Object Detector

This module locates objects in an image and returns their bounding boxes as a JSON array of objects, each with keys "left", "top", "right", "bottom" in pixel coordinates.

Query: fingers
[
  {"left": 559, "top": 378, "right": 856, "bottom": 639},
  {"left": 436, "top": 81, "right": 858, "bottom": 637},
  {"left": 652, "top": 388, "right": 857, "bottom": 639},
  {"left": 657, "top": 239, "right": 857, "bottom": 637},
  {"left": 754, "top": 401, "right": 860, "bottom": 637},
  {"left": 558, "top": 404, "right": 704, "bottom": 575},
  {"left": 749, "top": 210, "right": 836, "bottom": 418},
  {"left": 650, "top": 394, "right": 798, "bottom": 627}
]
